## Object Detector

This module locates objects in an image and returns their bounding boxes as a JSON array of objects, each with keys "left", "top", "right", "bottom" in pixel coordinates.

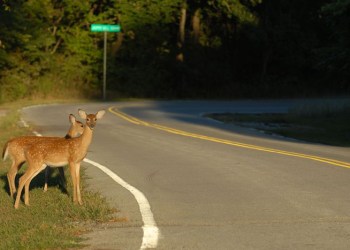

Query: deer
[
  {"left": 14, "top": 109, "right": 105, "bottom": 209},
  {"left": 43, "top": 115, "right": 84, "bottom": 192},
  {"left": 2, "top": 114, "right": 84, "bottom": 198}
]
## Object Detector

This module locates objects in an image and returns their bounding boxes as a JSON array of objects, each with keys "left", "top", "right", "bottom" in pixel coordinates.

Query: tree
[
  {"left": 110, "top": 0, "right": 182, "bottom": 97},
  {"left": 317, "top": 0, "right": 350, "bottom": 92},
  {"left": 0, "top": 0, "right": 117, "bottom": 102},
  {"left": 1, "top": 1, "right": 349, "bottom": 101}
]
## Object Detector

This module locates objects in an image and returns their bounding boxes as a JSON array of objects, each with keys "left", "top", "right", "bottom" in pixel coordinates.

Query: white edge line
[
  {"left": 83, "top": 158, "right": 160, "bottom": 249},
  {"left": 21, "top": 116, "right": 160, "bottom": 249}
]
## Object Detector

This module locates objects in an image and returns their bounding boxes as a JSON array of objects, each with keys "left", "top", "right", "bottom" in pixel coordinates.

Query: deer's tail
[{"left": 2, "top": 141, "right": 9, "bottom": 161}]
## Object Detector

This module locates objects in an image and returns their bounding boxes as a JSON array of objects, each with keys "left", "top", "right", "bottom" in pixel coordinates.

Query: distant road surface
[{"left": 21, "top": 100, "right": 350, "bottom": 249}]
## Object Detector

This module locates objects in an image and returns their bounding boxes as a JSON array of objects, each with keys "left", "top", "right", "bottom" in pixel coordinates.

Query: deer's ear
[
  {"left": 69, "top": 114, "right": 76, "bottom": 124},
  {"left": 78, "top": 109, "right": 87, "bottom": 119},
  {"left": 96, "top": 110, "right": 106, "bottom": 120}
]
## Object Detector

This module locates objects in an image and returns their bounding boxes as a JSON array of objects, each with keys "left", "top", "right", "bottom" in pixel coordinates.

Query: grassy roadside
[
  {"left": 204, "top": 101, "right": 350, "bottom": 147},
  {"left": 0, "top": 100, "right": 119, "bottom": 249}
]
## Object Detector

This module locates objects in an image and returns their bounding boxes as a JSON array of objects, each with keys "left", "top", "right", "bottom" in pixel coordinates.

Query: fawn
[
  {"left": 2, "top": 114, "right": 84, "bottom": 198},
  {"left": 14, "top": 109, "right": 105, "bottom": 209}
]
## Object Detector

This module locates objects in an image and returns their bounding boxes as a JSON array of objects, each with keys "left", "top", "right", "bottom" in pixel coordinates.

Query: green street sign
[
  {"left": 90, "top": 23, "right": 121, "bottom": 100},
  {"left": 91, "top": 24, "right": 121, "bottom": 33}
]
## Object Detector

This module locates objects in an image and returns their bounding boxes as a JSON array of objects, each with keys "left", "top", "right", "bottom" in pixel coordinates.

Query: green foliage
[
  {"left": 208, "top": 0, "right": 261, "bottom": 23},
  {"left": 0, "top": 0, "right": 349, "bottom": 101},
  {"left": 0, "top": 0, "right": 115, "bottom": 102},
  {"left": 109, "top": 0, "right": 181, "bottom": 97}
]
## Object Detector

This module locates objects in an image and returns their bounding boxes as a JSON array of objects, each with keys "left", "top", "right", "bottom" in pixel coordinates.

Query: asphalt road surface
[{"left": 21, "top": 100, "right": 350, "bottom": 250}]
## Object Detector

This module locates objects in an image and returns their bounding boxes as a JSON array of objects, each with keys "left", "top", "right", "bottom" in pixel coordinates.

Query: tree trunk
[
  {"left": 192, "top": 8, "right": 200, "bottom": 44},
  {"left": 111, "top": 32, "right": 124, "bottom": 56},
  {"left": 176, "top": 4, "right": 186, "bottom": 62}
]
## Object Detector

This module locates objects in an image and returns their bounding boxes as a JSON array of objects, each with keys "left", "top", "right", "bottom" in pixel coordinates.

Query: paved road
[{"left": 21, "top": 100, "right": 350, "bottom": 249}]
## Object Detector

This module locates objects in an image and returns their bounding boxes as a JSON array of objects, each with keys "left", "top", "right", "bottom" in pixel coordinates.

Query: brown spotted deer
[
  {"left": 14, "top": 109, "right": 105, "bottom": 209},
  {"left": 2, "top": 114, "right": 84, "bottom": 198},
  {"left": 43, "top": 115, "right": 84, "bottom": 192}
]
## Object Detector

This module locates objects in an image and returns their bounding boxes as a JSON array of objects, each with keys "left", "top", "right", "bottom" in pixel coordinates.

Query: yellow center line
[{"left": 109, "top": 106, "right": 350, "bottom": 169}]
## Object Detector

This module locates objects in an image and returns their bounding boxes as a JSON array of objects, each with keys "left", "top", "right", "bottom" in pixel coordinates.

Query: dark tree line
[{"left": 0, "top": 0, "right": 349, "bottom": 102}]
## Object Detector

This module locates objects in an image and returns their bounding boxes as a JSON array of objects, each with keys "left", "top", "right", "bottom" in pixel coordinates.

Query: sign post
[{"left": 91, "top": 24, "right": 121, "bottom": 100}]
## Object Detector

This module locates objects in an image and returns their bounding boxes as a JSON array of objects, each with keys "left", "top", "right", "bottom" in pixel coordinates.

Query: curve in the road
[
  {"left": 83, "top": 158, "right": 160, "bottom": 250},
  {"left": 109, "top": 107, "right": 350, "bottom": 170}
]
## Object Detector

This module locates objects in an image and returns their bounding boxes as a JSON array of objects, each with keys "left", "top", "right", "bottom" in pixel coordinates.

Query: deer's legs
[
  {"left": 7, "top": 160, "right": 24, "bottom": 198},
  {"left": 24, "top": 165, "right": 46, "bottom": 205},
  {"left": 75, "top": 163, "right": 82, "bottom": 205},
  {"left": 14, "top": 158, "right": 46, "bottom": 209},
  {"left": 14, "top": 164, "right": 39, "bottom": 209},
  {"left": 43, "top": 166, "right": 51, "bottom": 192},
  {"left": 69, "top": 163, "right": 77, "bottom": 203}
]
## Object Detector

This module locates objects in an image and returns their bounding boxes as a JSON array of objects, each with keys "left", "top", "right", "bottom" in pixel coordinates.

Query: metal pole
[{"left": 103, "top": 31, "right": 107, "bottom": 100}]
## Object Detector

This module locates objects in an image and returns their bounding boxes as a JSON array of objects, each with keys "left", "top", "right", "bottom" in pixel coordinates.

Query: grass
[
  {"left": 204, "top": 100, "right": 350, "bottom": 147},
  {"left": 0, "top": 100, "right": 120, "bottom": 249}
]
